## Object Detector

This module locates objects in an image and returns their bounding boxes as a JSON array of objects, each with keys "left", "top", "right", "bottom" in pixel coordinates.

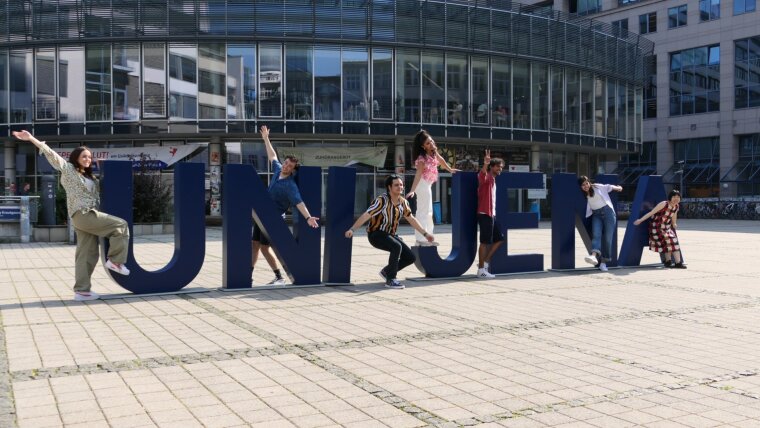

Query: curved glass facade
[{"left": 0, "top": 0, "right": 652, "bottom": 149}]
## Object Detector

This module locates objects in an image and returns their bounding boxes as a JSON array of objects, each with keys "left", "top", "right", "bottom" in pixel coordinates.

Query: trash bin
[
  {"left": 432, "top": 201, "right": 442, "bottom": 225},
  {"left": 530, "top": 201, "right": 541, "bottom": 222}
]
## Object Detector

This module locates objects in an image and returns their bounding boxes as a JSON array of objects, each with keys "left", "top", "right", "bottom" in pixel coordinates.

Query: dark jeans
[{"left": 368, "top": 230, "right": 416, "bottom": 280}]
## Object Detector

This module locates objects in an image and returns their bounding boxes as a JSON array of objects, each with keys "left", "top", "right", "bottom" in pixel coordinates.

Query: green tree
[{"left": 132, "top": 159, "right": 173, "bottom": 223}]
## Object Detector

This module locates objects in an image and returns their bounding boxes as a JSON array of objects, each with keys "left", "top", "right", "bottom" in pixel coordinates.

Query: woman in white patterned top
[{"left": 13, "top": 130, "right": 131, "bottom": 301}]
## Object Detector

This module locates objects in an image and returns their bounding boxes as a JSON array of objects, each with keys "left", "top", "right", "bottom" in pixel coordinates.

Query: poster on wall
[{"left": 49, "top": 144, "right": 207, "bottom": 170}]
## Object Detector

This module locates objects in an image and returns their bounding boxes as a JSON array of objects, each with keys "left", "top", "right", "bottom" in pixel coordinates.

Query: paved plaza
[{"left": 1, "top": 219, "right": 759, "bottom": 427}]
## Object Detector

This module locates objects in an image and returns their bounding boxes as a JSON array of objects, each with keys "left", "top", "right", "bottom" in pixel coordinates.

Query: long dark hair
[
  {"left": 69, "top": 146, "right": 94, "bottom": 179},
  {"left": 578, "top": 175, "right": 595, "bottom": 197},
  {"left": 411, "top": 130, "right": 434, "bottom": 161}
]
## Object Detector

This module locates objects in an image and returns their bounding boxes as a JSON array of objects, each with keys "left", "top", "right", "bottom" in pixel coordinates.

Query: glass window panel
[
  {"left": 512, "top": 61, "right": 529, "bottom": 129},
  {"left": 343, "top": 47, "right": 368, "bottom": 121},
  {"left": 50, "top": 64, "right": 76, "bottom": 110},
  {"left": 580, "top": 71, "right": 593, "bottom": 135},
  {"left": 594, "top": 77, "right": 605, "bottom": 136},
  {"left": 259, "top": 44, "right": 282, "bottom": 118},
  {"left": 198, "top": 43, "right": 226, "bottom": 120},
  {"left": 314, "top": 46, "right": 341, "bottom": 121},
  {"left": 227, "top": 44, "right": 256, "bottom": 120},
  {"left": 9, "top": 51, "right": 33, "bottom": 123},
  {"left": 635, "top": 87, "right": 643, "bottom": 143},
  {"left": 492, "top": 58, "right": 510, "bottom": 128},
  {"left": 169, "top": 44, "right": 197, "bottom": 120},
  {"left": 447, "top": 53, "right": 468, "bottom": 125},
  {"left": 472, "top": 57, "right": 489, "bottom": 125},
  {"left": 618, "top": 81, "right": 627, "bottom": 139},
  {"left": 86, "top": 45, "right": 111, "bottom": 121},
  {"left": 627, "top": 85, "right": 635, "bottom": 141},
  {"left": 606, "top": 80, "right": 616, "bottom": 137},
  {"left": 421, "top": 51, "right": 445, "bottom": 124},
  {"left": 286, "top": 45, "right": 313, "bottom": 120},
  {"left": 396, "top": 49, "right": 419, "bottom": 122},
  {"left": 566, "top": 69, "right": 579, "bottom": 133},
  {"left": 372, "top": 48, "right": 392, "bottom": 120},
  {"left": 550, "top": 67, "right": 564, "bottom": 130},
  {"left": 113, "top": 44, "right": 140, "bottom": 121},
  {"left": 143, "top": 43, "right": 167, "bottom": 118},
  {"left": 0, "top": 51, "right": 7, "bottom": 124},
  {"left": 35, "top": 48, "right": 57, "bottom": 120},
  {"left": 532, "top": 63, "right": 548, "bottom": 130}
]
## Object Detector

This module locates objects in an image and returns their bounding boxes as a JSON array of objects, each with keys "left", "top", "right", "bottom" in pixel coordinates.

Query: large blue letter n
[{"left": 222, "top": 164, "right": 321, "bottom": 288}]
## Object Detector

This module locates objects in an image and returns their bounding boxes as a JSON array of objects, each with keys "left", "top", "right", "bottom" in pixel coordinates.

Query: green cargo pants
[{"left": 71, "top": 210, "right": 130, "bottom": 292}]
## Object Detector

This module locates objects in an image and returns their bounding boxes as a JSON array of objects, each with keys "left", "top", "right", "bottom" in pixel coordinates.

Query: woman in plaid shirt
[{"left": 13, "top": 130, "right": 130, "bottom": 301}]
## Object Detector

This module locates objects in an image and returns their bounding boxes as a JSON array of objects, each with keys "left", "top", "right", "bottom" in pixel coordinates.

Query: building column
[
  {"left": 394, "top": 136, "right": 405, "bottom": 175},
  {"left": 4, "top": 139, "right": 16, "bottom": 196},
  {"left": 530, "top": 144, "right": 540, "bottom": 172},
  {"left": 208, "top": 136, "right": 222, "bottom": 216}
]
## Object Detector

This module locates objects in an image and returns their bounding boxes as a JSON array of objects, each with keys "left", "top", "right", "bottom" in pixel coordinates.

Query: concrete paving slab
[{"left": 1, "top": 219, "right": 759, "bottom": 427}]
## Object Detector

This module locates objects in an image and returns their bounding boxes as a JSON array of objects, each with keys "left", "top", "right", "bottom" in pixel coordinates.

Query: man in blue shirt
[{"left": 253, "top": 125, "right": 320, "bottom": 284}]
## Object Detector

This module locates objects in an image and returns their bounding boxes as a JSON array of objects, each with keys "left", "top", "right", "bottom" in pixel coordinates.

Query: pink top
[
  {"left": 477, "top": 171, "right": 496, "bottom": 216},
  {"left": 416, "top": 154, "right": 439, "bottom": 183}
]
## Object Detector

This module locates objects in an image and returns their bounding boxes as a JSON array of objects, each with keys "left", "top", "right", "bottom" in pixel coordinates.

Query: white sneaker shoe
[
  {"left": 105, "top": 259, "right": 130, "bottom": 275},
  {"left": 599, "top": 263, "right": 608, "bottom": 272},
  {"left": 267, "top": 277, "right": 287, "bottom": 285},
  {"left": 477, "top": 268, "right": 495, "bottom": 278},
  {"left": 74, "top": 291, "right": 100, "bottom": 301},
  {"left": 584, "top": 254, "right": 598, "bottom": 266}
]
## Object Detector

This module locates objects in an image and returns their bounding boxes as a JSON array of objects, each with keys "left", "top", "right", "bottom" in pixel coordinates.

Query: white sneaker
[
  {"left": 267, "top": 277, "right": 286, "bottom": 285},
  {"left": 105, "top": 259, "right": 130, "bottom": 275},
  {"left": 599, "top": 263, "right": 608, "bottom": 272},
  {"left": 385, "top": 279, "right": 405, "bottom": 289},
  {"left": 477, "top": 268, "right": 495, "bottom": 278},
  {"left": 74, "top": 291, "right": 100, "bottom": 301},
  {"left": 484, "top": 262, "right": 490, "bottom": 270},
  {"left": 584, "top": 254, "right": 598, "bottom": 266}
]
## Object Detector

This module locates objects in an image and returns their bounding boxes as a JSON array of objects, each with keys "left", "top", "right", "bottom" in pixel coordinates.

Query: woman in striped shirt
[{"left": 345, "top": 175, "right": 434, "bottom": 289}]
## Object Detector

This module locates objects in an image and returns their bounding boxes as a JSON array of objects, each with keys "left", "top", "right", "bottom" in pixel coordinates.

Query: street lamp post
[{"left": 676, "top": 160, "right": 685, "bottom": 198}]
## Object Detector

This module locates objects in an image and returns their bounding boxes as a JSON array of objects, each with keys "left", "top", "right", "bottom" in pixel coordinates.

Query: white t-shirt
[
  {"left": 585, "top": 183, "right": 616, "bottom": 217},
  {"left": 587, "top": 192, "right": 607, "bottom": 210}
]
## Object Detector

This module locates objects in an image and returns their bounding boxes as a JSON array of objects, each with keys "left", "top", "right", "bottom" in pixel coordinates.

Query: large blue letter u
[{"left": 100, "top": 161, "right": 206, "bottom": 294}]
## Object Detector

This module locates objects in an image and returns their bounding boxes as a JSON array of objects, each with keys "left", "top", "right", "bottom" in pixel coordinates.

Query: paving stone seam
[
  {"left": 0, "top": 309, "right": 18, "bottom": 428},
  {"left": 10, "top": 345, "right": 289, "bottom": 382},
  {"left": 182, "top": 295, "right": 453, "bottom": 427}
]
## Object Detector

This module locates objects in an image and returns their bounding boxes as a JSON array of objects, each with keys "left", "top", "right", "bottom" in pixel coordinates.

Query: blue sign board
[{"left": 0, "top": 206, "right": 21, "bottom": 221}]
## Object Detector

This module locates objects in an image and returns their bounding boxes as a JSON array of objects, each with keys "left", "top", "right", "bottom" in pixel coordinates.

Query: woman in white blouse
[{"left": 578, "top": 176, "right": 622, "bottom": 272}]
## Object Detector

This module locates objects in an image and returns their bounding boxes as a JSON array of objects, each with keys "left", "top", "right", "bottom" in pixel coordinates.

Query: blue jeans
[{"left": 591, "top": 205, "right": 616, "bottom": 262}]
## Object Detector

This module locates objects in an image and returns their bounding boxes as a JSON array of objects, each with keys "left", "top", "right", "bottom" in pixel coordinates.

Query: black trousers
[{"left": 368, "top": 230, "right": 416, "bottom": 280}]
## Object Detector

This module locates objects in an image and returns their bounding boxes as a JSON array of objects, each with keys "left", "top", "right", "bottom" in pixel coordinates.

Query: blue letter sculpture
[
  {"left": 488, "top": 172, "right": 544, "bottom": 274},
  {"left": 222, "top": 164, "right": 322, "bottom": 289},
  {"left": 618, "top": 175, "right": 667, "bottom": 266},
  {"left": 551, "top": 173, "right": 619, "bottom": 270},
  {"left": 100, "top": 161, "right": 206, "bottom": 294},
  {"left": 413, "top": 172, "right": 478, "bottom": 278},
  {"left": 323, "top": 167, "right": 356, "bottom": 284}
]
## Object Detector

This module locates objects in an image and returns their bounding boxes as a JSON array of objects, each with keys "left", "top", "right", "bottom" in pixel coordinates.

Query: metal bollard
[{"left": 19, "top": 196, "right": 30, "bottom": 243}]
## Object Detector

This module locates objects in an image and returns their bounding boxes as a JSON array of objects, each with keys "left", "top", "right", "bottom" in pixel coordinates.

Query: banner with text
[
  {"left": 278, "top": 146, "right": 388, "bottom": 168},
  {"left": 50, "top": 144, "right": 207, "bottom": 170}
]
